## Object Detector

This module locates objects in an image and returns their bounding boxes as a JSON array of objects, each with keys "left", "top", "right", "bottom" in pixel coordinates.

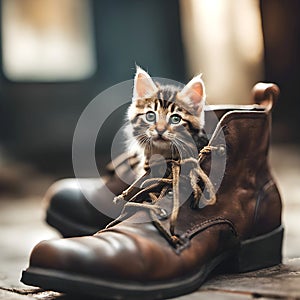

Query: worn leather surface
[
  {"left": 31, "top": 83, "right": 282, "bottom": 284},
  {"left": 31, "top": 219, "right": 237, "bottom": 281},
  {"left": 45, "top": 157, "right": 137, "bottom": 232}
]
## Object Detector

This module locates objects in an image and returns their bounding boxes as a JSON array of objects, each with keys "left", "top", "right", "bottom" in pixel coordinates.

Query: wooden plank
[
  {"left": 0, "top": 289, "right": 35, "bottom": 300},
  {"left": 174, "top": 290, "right": 253, "bottom": 300},
  {"left": 202, "top": 258, "right": 300, "bottom": 298},
  {"left": 0, "top": 197, "right": 59, "bottom": 290}
]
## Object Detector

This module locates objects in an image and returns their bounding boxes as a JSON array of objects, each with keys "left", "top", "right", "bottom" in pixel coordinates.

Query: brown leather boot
[
  {"left": 44, "top": 102, "right": 266, "bottom": 237},
  {"left": 22, "top": 83, "right": 283, "bottom": 300}
]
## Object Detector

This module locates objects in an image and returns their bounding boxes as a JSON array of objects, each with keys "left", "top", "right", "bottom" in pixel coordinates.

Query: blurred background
[
  {"left": 0, "top": 2, "right": 300, "bottom": 298},
  {"left": 0, "top": 0, "right": 298, "bottom": 178}
]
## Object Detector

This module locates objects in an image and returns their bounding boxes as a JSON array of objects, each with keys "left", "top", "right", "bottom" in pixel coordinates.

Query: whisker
[{"left": 173, "top": 138, "right": 196, "bottom": 160}]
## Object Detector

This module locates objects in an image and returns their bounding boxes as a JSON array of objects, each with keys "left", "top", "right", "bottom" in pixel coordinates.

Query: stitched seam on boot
[
  {"left": 174, "top": 218, "right": 238, "bottom": 254},
  {"left": 183, "top": 217, "right": 237, "bottom": 239}
]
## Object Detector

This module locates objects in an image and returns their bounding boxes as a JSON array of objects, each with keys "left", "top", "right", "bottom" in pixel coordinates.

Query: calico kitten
[{"left": 125, "top": 66, "right": 208, "bottom": 176}]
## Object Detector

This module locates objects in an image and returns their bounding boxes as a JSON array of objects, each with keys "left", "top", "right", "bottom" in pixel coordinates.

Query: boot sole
[
  {"left": 46, "top": 208, "right": 99, "bottom": 237},
  {"left": 21, "top": 226, "right": 283, "bottom": 300}
]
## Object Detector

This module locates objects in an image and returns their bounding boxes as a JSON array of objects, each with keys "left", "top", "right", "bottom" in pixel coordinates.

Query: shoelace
[{"left": 109, "top": 145, "right": 218, "bottom": 247}]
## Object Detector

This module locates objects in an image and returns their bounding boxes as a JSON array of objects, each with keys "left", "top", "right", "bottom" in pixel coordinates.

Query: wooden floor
[{"left": 0, "top": 144, "right": 300, "bottom": 300}]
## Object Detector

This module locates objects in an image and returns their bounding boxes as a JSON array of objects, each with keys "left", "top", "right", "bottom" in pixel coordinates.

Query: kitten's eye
[
  {"left": 145, "top": 111, "right": 156, "bottom": 122},
  {"left": 170, "top": 114, "right": 181, "bottom": 124}
]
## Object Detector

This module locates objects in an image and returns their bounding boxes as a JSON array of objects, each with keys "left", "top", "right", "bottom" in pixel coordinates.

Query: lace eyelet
[
  {"left": 158, "top": 208, "right": 168, "bottom": 219},
  {"left": 216, "top": 145, "right": 226, "bottom": 157},
  {"left": 166, "top": 189, "right": 173, "bottom": 199}
]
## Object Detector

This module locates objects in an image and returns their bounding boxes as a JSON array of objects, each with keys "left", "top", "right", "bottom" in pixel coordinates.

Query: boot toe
[
  {"left": 44, "top": 179, "right": 100, "bottom": 220},
  {"left": 44, "top": 179, "right": 111, "bottom": 236},
  {"left": 27, "top": 222, "right": 185, "bottom": 283},
  {"left": 22, "top": 222, "right": 240, "bottom": 299}
]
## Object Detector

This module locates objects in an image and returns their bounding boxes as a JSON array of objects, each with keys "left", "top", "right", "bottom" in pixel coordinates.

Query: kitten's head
[{"left": 127, "top": 66, "right": 206, "bottom": 156}]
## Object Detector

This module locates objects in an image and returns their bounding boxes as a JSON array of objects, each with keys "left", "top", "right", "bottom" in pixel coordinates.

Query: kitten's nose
[
  {"left": 156, "top": 128, "right": 166, "bottom": 136},
  {"left": 156, "top": 121, "right": 167, "bottom": 136}
]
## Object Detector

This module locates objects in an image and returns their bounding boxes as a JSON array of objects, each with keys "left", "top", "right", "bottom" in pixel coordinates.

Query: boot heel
[{"left": 233, "top": 225, "right": 284, "bottom": 273}]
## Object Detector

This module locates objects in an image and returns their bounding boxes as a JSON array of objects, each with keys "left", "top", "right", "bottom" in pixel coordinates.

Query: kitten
[{"left": 125, "top": 66, "right": 208, "bottom": 177}]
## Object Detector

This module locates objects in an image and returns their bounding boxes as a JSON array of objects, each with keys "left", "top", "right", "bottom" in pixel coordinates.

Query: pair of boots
[{"left": 21, "top": 83, "right": 283, "bottom": 300}]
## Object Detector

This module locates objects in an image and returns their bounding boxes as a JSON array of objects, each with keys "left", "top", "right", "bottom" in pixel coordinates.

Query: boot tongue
[
  {"left": 109, "top": 154, "right": 217, "bottom": 245},
  {"left": 122, "top": 209, "right": 153, "bottom": 224},
  {"left": 118, "top": 191, "right": 175, "bottom": 225}
]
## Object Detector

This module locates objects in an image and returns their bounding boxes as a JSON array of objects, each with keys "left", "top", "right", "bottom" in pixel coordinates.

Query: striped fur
[{"left": 125, "top": 67, "right": 208, "bottom": 175}]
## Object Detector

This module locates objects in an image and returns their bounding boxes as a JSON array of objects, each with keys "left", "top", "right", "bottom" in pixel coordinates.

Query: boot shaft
[
  {"left": 174, "top": 83, "right": 281, "bottom": 239},
  {"left": 203, "top": 83, "right": 282, "bottom": 239}
]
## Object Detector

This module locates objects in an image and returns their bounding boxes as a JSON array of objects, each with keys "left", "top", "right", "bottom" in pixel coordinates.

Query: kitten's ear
[
  {"left": 133, "top": 66, "right": 158, "bottom": 100},
  {"left": 178, "top": 75, "right": 206, "bottom": 113}
]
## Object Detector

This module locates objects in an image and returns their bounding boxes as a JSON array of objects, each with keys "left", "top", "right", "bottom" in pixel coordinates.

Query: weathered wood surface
[{"left": 202, "top": 259, "right": 300, "bottom": 299}]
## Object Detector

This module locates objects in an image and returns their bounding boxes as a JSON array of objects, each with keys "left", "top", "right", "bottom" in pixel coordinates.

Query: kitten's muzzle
[
  {"left": 153, "top": 134, "right": 168, "bottom": 142},
  {"left": 156, "top": 128, "right": 166, "bottom": 136}
]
